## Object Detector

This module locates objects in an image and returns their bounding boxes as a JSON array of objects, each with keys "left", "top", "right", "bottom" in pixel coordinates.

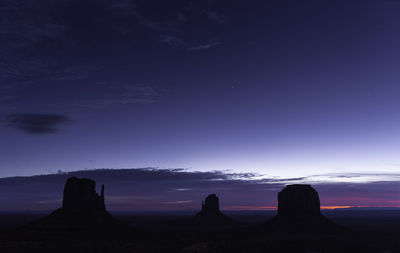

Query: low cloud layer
[
  {"left": 0, "top": 168, "right": 398, "bottom": 211},
  {"left": 5, "top": 113, "right": 72, "bottom": 134}
]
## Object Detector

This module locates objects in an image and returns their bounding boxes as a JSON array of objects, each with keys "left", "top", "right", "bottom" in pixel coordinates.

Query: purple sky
[{"left": 0, "top": 0, "right": 400, "bottom": 209}]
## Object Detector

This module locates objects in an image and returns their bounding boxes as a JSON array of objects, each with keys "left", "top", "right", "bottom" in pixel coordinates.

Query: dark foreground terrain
[{"left": 0, "top": 209, "right": 399, "bottom": 253}]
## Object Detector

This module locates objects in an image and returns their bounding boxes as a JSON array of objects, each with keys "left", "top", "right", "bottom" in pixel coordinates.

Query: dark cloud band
[
  {"left": 0, "top": 168, "right": 398, "bottom": 211},
  {"left": 5, "top": 113, "right": 72, "bottom": 134}
]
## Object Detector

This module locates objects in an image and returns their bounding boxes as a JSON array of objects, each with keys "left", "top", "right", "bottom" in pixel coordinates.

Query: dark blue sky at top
[{"left": 1, "top": 0, "right": 400, "bottom": 183}]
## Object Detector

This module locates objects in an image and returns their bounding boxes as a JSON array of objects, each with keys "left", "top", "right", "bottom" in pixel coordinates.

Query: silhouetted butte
[
  {"left": 62, "top": 177, "right": 105, "bottom": 212},
  {"left": 193, "top": 194, "right": 234, "bottom": 227},
  {"left": 22, "top": 177, "right": 125, "bottom": 237},
  {"left": 264, "top": 184, "right": 344, "bottom": 234},
  {"left": 278, "top": 184, "right": 320, "bottom": 217}
]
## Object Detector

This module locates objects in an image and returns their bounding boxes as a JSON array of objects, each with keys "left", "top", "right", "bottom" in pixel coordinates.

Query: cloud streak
[
  {"left": 188, "top": 37, "right": 221, "bottom": 51},
  {"left": 71, "top": 83, "right": 159, "bottom": 108},
  {"left": 160, "top": 35, "right": 221, "bottom": 51}
]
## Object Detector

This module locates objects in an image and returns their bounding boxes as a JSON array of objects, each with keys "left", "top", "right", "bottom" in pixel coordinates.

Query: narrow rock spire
[{"left": 100, "top": 184, "right": 105, "bottom": 210}]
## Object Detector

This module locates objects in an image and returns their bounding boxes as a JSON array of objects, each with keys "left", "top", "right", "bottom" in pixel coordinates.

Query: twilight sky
[{"left": 0, "top": 0, "right": 400, "bottom": 209}]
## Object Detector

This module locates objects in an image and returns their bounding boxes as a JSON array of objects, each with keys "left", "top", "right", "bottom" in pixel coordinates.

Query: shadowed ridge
[{"left": 263, "top": 184, "right": 346, "bottom": 234}]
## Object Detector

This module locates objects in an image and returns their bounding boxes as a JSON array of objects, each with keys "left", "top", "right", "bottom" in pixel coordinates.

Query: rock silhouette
[
  {"left": 62, "top": 177, "right": 105, "bottom": 212},
  {"left": 194, "top": 194, "right": 234, "bottom": 227},
  {"left": 22, "top": 177, "right": 125, "bottom": 238},
  {"left": 264, "top": 184, "right": 344, "bottom": 234},
  {"left": 278, "top": 184, "right": 320, "bottom": 217},
  {"left": 200, "top": 194, "right": 220, "bottom": 213}
]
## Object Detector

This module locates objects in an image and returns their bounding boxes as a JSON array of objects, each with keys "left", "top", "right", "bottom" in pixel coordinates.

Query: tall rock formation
[
  {"left": 264, "top": 184, "right": 344, "bottom": 234},
  {"left": 194, "top": 194, "right": 234, "bottom": 228},
  {"left": 62, "top": 177, "right": 105, "bottom": 212},
  {"left": 23, "top": 177, "right": 125, "bottom": 237},
  {"left": 200, "top": 194, "right": 220, "bottom": 214},
  {"left": 278, "top": 184, "right": 320, "bottom": 217}
]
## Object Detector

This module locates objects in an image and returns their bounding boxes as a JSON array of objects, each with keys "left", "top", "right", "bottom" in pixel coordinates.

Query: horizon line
[{"left": 1, "top": 206, "right": 399, "bottom": 213}]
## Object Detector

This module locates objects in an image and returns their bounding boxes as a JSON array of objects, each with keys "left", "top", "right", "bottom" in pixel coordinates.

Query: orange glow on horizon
[
  {"left": 223, "top": 205, "right": 398, "bottom": 211},
  {"left": 320, "top": 206, "right": 353, "bottom": 210}
]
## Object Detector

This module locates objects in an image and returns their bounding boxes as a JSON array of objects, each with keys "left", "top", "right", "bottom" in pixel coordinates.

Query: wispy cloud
[
  {"left": 0, "top": 0, "right": 226, "bottom": 108},
  {"left": 303, "top": 172, "right": 400, "bottom": 184},
  {"left": 160, "top": 35, "right": 221, "bottom": 51},
  {"left": 71, "top": 83, "right": 159, "bottom": 108},
  {"left": 0, "top": 96, "right": 16, "bottom": 101},
  {"left": 205, "top": 11, "right": 227, "bottom": 24},
  {"left": 160, "top": 35, "right": 187, "bottom": 47},
  {"left": 188, "top": 37, "right": 221, "bottom": 51},
  {"left": 109, "top": 0, "right": 181, "bottom": 32},
  {"left": 0, "top": 1, "right": 91, "bottom": 85}
]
